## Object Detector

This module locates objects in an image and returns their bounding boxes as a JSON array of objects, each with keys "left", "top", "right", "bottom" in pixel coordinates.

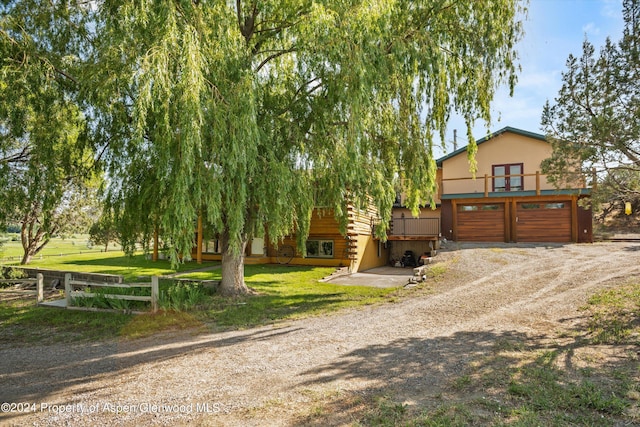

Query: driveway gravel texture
[{"left": 1, "top": 241, "right": 639, "bottom": 426}]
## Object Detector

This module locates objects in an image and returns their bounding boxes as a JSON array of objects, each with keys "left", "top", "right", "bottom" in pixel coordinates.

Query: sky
[{"left": 438, "top": 0, "right": 626, "bottom": 158}]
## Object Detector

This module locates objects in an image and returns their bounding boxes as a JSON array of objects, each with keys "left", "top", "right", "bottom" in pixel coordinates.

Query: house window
[
  {"left": 493, "top": 163, "right": 523, "bottom": 192},
  {"left": 460, "top": 205, "right": 479, "bottom": 211},
  {"left": 545, "top": 203, "right": 565, "bottom": 209},
  {"left": 306, "top": 240, "right": 334, "bottom": 258}
]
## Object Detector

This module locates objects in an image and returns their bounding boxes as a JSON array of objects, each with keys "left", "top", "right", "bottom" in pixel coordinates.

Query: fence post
[
  {"left": 484, "top": 174, "right": 489, "bottom": 197},
  {"left": 37, "top": 273, "right": 44, "bottom": 303},
  {"left": 64, "top": 273, "right": 72, "bottom": 308},
  {"left": 151, "top": 276, "right": 159, "bottom": 313}
]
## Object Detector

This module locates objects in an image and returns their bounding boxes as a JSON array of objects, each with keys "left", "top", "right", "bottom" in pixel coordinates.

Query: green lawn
[
  {"left": 1, "top": 255, "right": 403, "bottom": 345},
  {"left": 183, "top": 264, "right": 400, "bottom": 328},
  {"left": 0, "top": 234, "right": 213, "bottom": 281},
  {"left": 0, "top": 234, "right": 118, "bottom": 261},
  {"left": 23, "top": 252, "right": 210, "bottom": 281}
]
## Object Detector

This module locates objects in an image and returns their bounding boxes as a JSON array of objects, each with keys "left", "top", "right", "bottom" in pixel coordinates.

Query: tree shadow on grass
[
  {"left": 293, "top": 324, "right": 638, "bottom": 426},
  {"left": 1, "top": 316, "right": 636, "bottom": 426},
  {"left": 295, "top": 330, "right": 531, "bottom": 421}
]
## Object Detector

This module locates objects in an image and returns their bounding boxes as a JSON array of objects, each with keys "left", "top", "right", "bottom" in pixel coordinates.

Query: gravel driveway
[{"left": 2, "top": 242, "right": 639, "bottom": 426}]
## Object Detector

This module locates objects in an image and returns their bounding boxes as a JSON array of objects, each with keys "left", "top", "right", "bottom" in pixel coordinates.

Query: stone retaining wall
[{"left": 15, "top": 267, "right": 123, "bottom": 287}]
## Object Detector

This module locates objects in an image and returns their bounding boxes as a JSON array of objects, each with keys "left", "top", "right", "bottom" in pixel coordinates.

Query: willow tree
[
  {"left": 95, "top": 0, "right": 524, "bottom": 295},
  {"left": 0, "top": 1, "right": 96, "bottom": 264}
]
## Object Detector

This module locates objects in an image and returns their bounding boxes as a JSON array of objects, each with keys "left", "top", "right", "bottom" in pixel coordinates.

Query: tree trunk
[
  {"left": 20, "top": 219, "right": 35, "bottom": 265},
  {"left": 219, "top": 230, "right": 250, "bottom": 296},
  {"left": 20, "top": 252, "right": 32, "bottom": 265},
  {"left": 20, "top": 213, "right": 51, "bottom": 265}
]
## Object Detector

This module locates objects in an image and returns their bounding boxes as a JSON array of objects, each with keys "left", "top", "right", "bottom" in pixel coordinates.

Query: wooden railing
[
  {"left": 64, "top": 274, "right": 159, "bottom": 313},
  {"left": 441, "top": 171, "right": 548, "bottom": 197},
  {"left": 390, "top": 218, "right": 440, "bottom": 237}
]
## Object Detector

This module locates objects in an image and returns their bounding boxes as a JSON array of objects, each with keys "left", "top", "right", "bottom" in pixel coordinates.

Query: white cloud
[{"left": 582, "top": 22, "right": 601, "bottom": 36}]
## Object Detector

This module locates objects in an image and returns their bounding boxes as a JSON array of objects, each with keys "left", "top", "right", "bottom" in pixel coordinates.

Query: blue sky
[{"left": 438, "top": 0, "right": 626, "bottom": 157}]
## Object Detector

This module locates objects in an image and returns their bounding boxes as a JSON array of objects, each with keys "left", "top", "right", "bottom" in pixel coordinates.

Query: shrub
[
  {"left": 158, "top": 281, "right": 208, "bottom": 312},
  {"left": 1, "top": 267, "right": 27, "bottom": 280}
]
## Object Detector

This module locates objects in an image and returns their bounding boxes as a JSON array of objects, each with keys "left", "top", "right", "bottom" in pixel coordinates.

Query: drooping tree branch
[{"left": 254, "top": 47, "right": 296, "bottom": 72}]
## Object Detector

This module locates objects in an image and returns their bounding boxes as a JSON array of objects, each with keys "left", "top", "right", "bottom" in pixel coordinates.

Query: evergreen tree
[{"left": 542, "top": 0, "right": 640, "bottom": 215}]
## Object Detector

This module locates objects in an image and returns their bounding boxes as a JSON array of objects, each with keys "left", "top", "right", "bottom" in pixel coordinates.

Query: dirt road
[{"left": 1, "top": 242, "right": 639, "bottom": 426}]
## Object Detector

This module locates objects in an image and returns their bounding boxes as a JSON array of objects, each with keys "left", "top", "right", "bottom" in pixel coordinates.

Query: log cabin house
[
  {"left": 191, "top": 204, "right": 390, "bottom": 273},
  {"left": 187, "top": 127, "right": 592, "bottom": 272}
]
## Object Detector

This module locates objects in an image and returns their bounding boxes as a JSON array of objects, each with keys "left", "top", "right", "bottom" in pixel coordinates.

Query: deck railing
[
  {"left": 441, "top": 171, "right": 547, "bottom": 197},
  {"left": 439, "top": 170, "right": 587, "bottom": 197},
  {"left": 390, "top": 217, "right": 440, "bottom": 237}
]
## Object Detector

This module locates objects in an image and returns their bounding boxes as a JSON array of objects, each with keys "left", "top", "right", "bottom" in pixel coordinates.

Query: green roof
[{"left": 435, "top": 126, "right": 547, "bottom": 166}]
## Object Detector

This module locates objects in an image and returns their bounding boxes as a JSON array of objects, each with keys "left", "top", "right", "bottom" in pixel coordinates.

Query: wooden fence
[
  {"left": 64, "top": 273, "right": 159, "bottom": 313},
  {"left": 0, "top": 274, "right": 44, "bottom": 302}
]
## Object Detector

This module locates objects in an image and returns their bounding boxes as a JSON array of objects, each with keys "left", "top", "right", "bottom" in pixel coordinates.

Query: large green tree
[
  {"left": 93, "top": 0, "right": 524, "bottom": 295},
  {"left": 89, "top": 210, "right": 120, "bottom": 253},
  {"left": 542, "top": 0, "right": 640, "bottom": 213},
  {"left": 0, "top": 1, "right": 97, "bottom": 264}
]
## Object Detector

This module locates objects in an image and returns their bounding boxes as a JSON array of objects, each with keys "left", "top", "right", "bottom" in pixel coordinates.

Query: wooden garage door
[
  {"left": 457, "top": 203, "right": 505, "bottom": 242},
  {"left": 516, "top": 201, "right": 571, "bottom": 242}
]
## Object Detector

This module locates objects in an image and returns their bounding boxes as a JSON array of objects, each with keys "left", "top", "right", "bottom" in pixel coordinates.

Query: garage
[
  {"left": 456, "top": 203, "right": 506, "bottom": 242},
  {"left": 515, "top": 201, "right": 571, "bottom": 242},
  {"left": 446, "top": 197, "right": 580, "bottom": 243}
]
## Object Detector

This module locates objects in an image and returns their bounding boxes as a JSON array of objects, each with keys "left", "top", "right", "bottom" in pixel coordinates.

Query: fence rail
[
  {"left": 0, "top": 249, "right": 112, "bottom": 263},
  {"left": 64, "top": 274, "right": 159, "bottom": 313},
  {"left": 438, "top": 170, "right": 584, "bottom": 197},
  {"left": 0, "top": 274, "right": 44, "bottom": 302}
]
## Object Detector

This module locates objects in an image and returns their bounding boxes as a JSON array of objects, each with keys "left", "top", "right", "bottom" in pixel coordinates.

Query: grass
[
  {"left": 0, "top": 298, "right": 207, "bottom": 345},
  {"left": 0, "top": 234, "right": 213, "bottom": 281},
  {"left": 0, "top": 234, "right": 120, "bottom": 261},
  {"left": 355, "top": 396, "right": 407, "bottom": 426},
  {"left": 182, "top": 264, "right": 400, "bottom": 328},
  {"left": 582, "top": 282, "right": 640, "bottom": 344},
  {"left": 0, "top": 259, "right": 404, "bottom": 345},
  {"left": 3, "top": 250, "right": 213, "bottom": 282},
  {"left": 297, "top": 282, "right": 640, "bottom": 426},
  {"left": 31, "top": 252, "right": 201, "bottom": 281},
  {"left": 0, "top": 298, "right": 133, "bottom": 345},
  {"left": 6, "top": 247, "right": 636, "bottom": 425}
]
